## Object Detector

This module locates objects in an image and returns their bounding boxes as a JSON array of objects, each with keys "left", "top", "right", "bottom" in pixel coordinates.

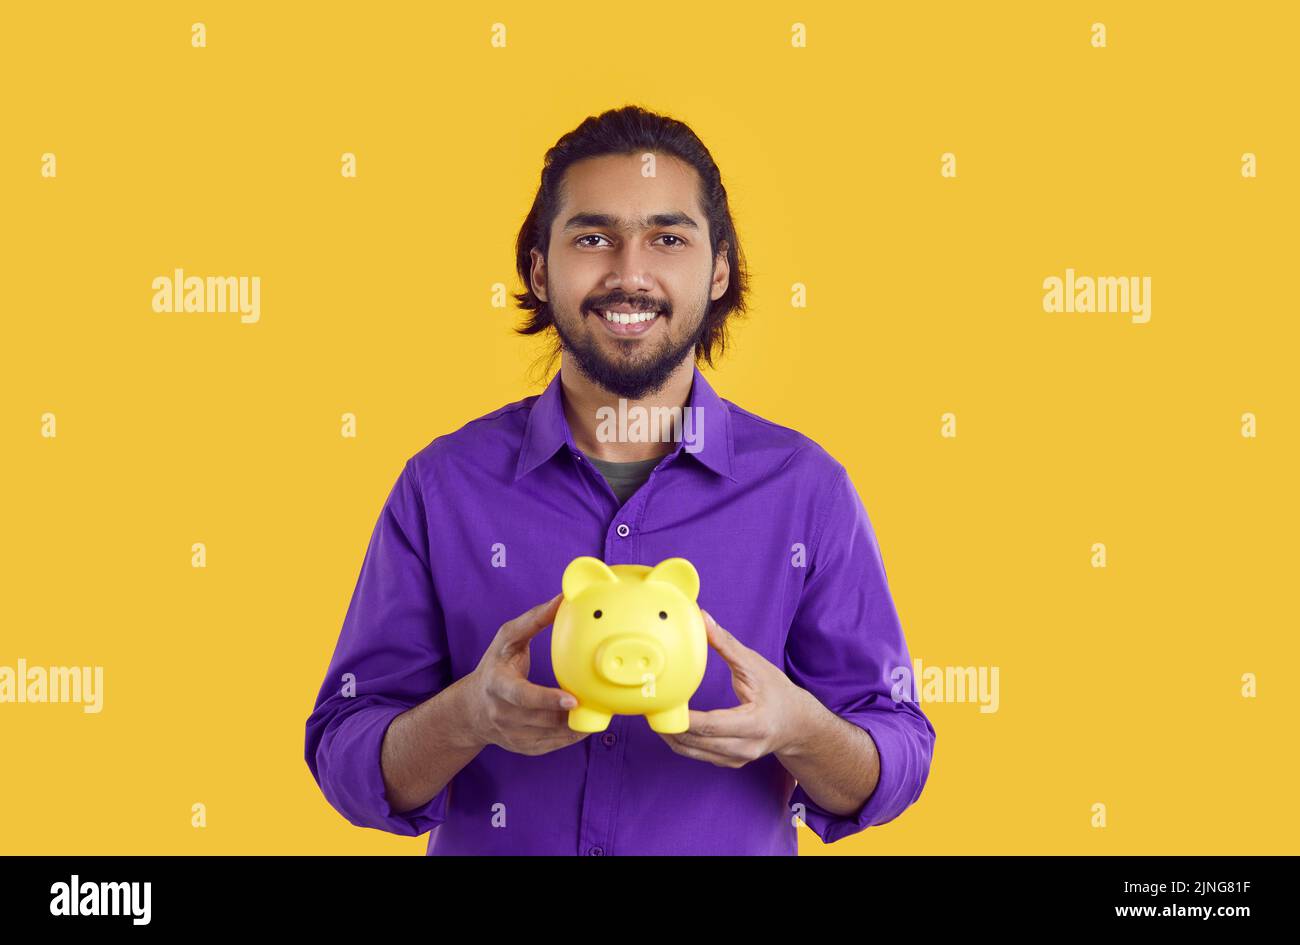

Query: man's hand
[
  {"left": 462, "top": 592, "right": 590, "bottom": 756},
  {"left": 657, "top": 609, "right": 818, "bottom": 767}
]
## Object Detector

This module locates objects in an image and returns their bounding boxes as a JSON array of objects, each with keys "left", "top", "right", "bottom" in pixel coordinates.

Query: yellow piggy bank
[{"left": 551, "top": 555, "right": 707, "bottom": 733}]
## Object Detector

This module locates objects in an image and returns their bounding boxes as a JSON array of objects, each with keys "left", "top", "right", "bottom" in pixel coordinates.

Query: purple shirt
[{"left": 304, "top": 365, "right": 935, "bottom": 854}]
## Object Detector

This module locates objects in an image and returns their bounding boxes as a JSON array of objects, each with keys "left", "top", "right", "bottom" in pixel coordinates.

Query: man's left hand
[{"left": 657, "top": 609, "right": 816, "bottom": 767}]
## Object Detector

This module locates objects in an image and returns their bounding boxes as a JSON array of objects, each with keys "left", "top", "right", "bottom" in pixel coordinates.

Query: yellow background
[{"left": 2, "top": 1, "right": 1295, "bottom": 854}]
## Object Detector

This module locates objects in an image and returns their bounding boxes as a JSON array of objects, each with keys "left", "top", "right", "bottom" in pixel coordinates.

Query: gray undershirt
[{"left": 582, "top": 452, "right": 662, "bottom": 504}]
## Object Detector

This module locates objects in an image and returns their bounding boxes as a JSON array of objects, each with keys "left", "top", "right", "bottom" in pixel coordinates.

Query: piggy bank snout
[{"left": 593, "top": 635, "right": 666, "bottom": 687}]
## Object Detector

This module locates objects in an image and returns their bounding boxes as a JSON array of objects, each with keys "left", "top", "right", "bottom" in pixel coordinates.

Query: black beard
[{"left": 553, "top": 305, "right": 708, "bottom": 400}]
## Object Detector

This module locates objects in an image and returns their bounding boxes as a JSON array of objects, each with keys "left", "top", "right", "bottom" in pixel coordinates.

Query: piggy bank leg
[
  {"left": 646, "top": 704, "right": 689, "bottom": 733},
  {"left": 568, "top": 705, "right": 613, "bottom": 732}
]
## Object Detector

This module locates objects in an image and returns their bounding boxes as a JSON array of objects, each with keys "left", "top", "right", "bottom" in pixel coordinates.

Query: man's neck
[{"left": 560, "top": 356, "right": 695, "bottom": 462}]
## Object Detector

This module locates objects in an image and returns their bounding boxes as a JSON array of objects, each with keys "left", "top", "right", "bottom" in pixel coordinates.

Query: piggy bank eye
[
  {"left": 593, "top": 610, "right": 602, "bottom": 619},
  {"left": 658, "top": 611, "right": 667, "bottom": 620}
]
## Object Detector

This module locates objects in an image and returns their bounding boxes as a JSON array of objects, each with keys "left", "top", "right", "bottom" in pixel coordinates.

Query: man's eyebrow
[{"left": 561, "top": 211, "right": 700, "bottom": 231}]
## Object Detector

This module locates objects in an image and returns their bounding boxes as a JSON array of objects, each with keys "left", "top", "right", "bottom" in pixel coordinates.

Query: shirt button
[
  {"left": 616, "top": 523, "right": 630, "bottom": 538},
  {"left": 601, "top": 732, "right": 617, "bottom": 747},
  {"left": 588, "top": 845, "right": 604, "bottom": 856}
]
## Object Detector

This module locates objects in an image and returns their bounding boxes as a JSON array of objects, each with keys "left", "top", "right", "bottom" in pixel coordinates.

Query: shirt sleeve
[
  {"left": 304, "top": 457, "right": 454, "bottom": 836},
  {"left": 784, "top": 462, "right": 936, "bottom": 844}
]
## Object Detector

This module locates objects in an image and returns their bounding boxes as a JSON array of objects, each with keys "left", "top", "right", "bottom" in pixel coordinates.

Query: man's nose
[{"left": 605, "top": 240, "right": 655, "bottom": 292}]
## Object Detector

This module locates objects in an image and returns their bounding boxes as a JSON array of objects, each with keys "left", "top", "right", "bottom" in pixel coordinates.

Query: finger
[
  {"left": 701, "top": 609, "right": 750, "bottom": 668},
  {"left": 525, "top": 726, "right": 592, "bottom": 749},
  {"left": 510, "top": 709, "right": 577, "bottom": 731},
  {"left": 490, "top": 704, "right": 584, "bottom": 742},
  {"left": 537, "top": 730, "right": 591, "bottom": 753},
  {"left": 680, "top": 705, "right": 761, "bottom": 739},
  {"left": 492, "top": 673, "right": 578, "bottom": 712},
  {"left": 660, "top": 735, "right": 746, "bottom": 768},
  {"left": 498, "top": 592, "right": 564, "bottom": 650},
  {"left": 505, "top": 731, "right": 588, "bottom": 756},
  {"left": 670, "top": 731, "right": 760, "bottom": 757},
  {"left": 503, "top": 705, "right": 598, "bottom": 737}
]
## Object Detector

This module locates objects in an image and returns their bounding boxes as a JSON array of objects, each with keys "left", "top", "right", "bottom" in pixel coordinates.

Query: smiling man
[{"left": 305, "top": 104, "right": 936, "bottom": 855}]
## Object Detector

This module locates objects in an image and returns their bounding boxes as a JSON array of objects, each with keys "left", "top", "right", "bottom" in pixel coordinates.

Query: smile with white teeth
[{"left": 600, "top": 309, "right": 660, "bottom": 324}]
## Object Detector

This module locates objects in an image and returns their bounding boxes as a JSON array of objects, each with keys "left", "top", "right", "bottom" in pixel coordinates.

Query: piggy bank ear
[
  {"left": 646, "top": 557, "right": 700, "bottom": 602},
  {"left": 562, "top": 556, "right": 618, "bottom": 601}
]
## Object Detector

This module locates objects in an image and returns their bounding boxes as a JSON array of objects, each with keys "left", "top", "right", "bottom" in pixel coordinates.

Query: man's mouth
[{"left": 586, "top": 305, "right": 666, "bottom": 336}]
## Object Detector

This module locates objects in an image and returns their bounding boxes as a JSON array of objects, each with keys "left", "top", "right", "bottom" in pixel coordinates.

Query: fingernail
[
  {"left": 561, "top": 696, "right": 577, "bottom": 708},
  {"left": 701, "top": 609, "right": 713, "bottom": 624}
]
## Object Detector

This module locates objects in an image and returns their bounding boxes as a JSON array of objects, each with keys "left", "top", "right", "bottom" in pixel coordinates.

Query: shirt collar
[{"left": 513, "top": 363, "right": 736, "bottom": 484}]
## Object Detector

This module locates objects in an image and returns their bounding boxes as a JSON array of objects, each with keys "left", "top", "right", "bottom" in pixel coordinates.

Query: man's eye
[{"left": 574, "top": 234, "right": 687, "bottom": 248}]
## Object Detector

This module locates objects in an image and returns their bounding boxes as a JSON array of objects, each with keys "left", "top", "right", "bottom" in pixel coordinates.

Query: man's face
[{"left": 531, "top": 152, "right": 729, "bottom": 400}]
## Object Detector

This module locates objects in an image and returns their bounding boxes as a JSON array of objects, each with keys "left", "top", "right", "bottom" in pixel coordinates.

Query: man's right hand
[{"left": 461, "top": 592, "right": 590, "bottom": 756}]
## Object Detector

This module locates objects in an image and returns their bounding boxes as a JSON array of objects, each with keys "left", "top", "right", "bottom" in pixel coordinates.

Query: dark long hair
[{"left": 512, "top": 104, "right": 750, "bottom": 377}]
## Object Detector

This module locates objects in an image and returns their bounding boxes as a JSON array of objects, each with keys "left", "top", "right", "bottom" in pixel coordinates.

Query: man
[{"left": 305, "top": 105, "right": 935, "bottom": 855}]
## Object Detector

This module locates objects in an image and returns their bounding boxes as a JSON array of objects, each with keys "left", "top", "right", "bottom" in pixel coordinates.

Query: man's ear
[
  {"left": 562, "top": 556, "right": 618, "bottom": 601},
  {"left": 529, "top": 247, "right": 548, "bottom": 302},
  {"left": 710, "top": 240, "right": 730, "bottom": 300}
]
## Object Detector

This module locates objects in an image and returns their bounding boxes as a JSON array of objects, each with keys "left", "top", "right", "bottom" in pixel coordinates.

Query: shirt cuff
[
  {"left": 314, "top": 703, "right": 450, "bottom": 836},
  {"left": 789, "top": 707, "right": 935, "bottom": 844}
]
